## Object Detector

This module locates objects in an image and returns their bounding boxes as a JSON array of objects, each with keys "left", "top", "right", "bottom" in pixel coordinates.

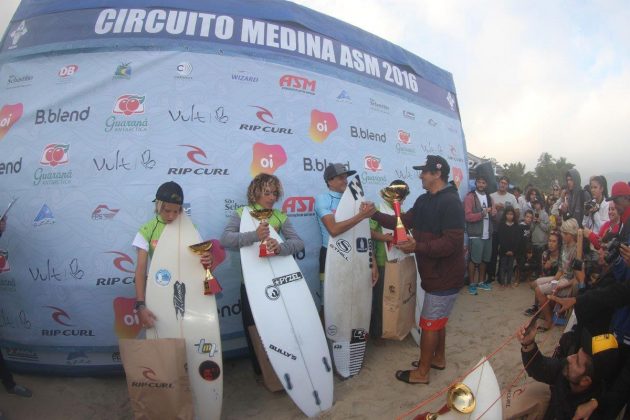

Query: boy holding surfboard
[
  {"left": 371, "top": 155, "right": 465, "bottom": 385},
  {"left": 132, "top": 181, "right": 212, "bottom": 328}
]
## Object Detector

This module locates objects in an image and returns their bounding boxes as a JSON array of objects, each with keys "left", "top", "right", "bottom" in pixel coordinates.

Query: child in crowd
[
  {"left": 516, "top": 209, "right": 534, "bottom": 285},
  {"left": 497, "top": 207, "right": 520, "bottom": 288},
  {"left": 524, "top": 230, "right": 562, "bottom": 316}
]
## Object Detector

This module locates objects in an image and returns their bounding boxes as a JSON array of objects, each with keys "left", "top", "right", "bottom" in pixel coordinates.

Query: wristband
[{"left": 134, "top": 300, "right": 146, "bottom": 310}]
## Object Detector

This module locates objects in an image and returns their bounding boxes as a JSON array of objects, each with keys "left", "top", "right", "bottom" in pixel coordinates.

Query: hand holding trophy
[
  {"left": 380, "top": 184, "right": 410, "bottom": 244},
  {"left": 189, "top": 240, "right": 223, "bottom": 295},
  {"left": 250, "top": 209, "right": 277, "bottom": 257}
]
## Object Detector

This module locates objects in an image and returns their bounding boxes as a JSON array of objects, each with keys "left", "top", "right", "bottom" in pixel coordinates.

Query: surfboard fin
[{"left": 284, "top": 373, "right": 293, "bottom": 390}]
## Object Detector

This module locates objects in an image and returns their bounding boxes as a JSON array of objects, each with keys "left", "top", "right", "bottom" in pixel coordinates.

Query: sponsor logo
[
  {"left": 420, "top": 141, "right": 444, "bottom": 155},
  {"left": 224, "top": 198, "right": 247, "bottom": 217},
  {"left": 309, "top": 110, "right": 338, "bottom": 143},
  {"left": 0, "top": 276, "right": 16, "bottom": 292},
  {"left": 154, "top": 269, "right": 171, "bottom": 287},
  {"left": 350, "top": 126, "right": 386, "bottom": 143},
  {"left": 302, "top": 157, "right": 349, "bottom": 173},
  {"left": 113, "top": 62, "right": 132, "bottom": 79},
  {"left": 93, "top": 149, "right": 156, "bottom": 172},
  {"left": 173, "top": 281, "right": 186, "bottom": 319},
  {"left": 351, "top": 328, "right": 367, "bottom": 342},
  {"left": 369, "top": 98, "right": 390, "bottom": 114},
  {"left": 113, "top": 297, "right": 142, "bottom": 338},
  {"left": 33, "top": 204, "right": 55, "bottom": 226},
  {"left": 265, "top": 285, "right": 280, "bottom": 300},
  {"left": 35, "top": 144, "right": 72, "bottom": 186},
  {"left": 106, "top": 94, "right": 148, "bottom": 133},
  {"left": 175, "top": 62, "right": 193, "bottom": 79},
  {"left": 8, "top": 21, "right": 27, "bottom": 49},
  {"left": 57, "top": 65, "right": 79, "bottom": 82},
  {"left": 427, "top": 118, "right": 437, "bottom": 127},
  {"left": 199, "top": 360, "right": 221, "bottom": 381},
  {"left": 105, "top": 251, "right": 135, "bottom": 274},
  {"left": 42, "top": 306, "right": 95, "bottom": 337},
  {"left": 0, "top": 309, "right": 31, "bottom": 329},
  {"left": 348, "top": 176, "right": 365, "bottom": 200},
  {"left": 279, "top": 74, "right": 316, "bottom": 94},
  {"left": 393, "top": 166, "right": 419, "bottom": 181},
  {"left": 5, "top": 347, "right": 38, "bottom": 362},
  {"left": 169, "top": 105, "right": 229, "bottom": 124},
  {"left": 364, "top": 155, "right": 382, "bottom": 172},
  {"left": 66, "top": 350, "right": 91, "bottom": 365},
  {"left": 272, "top": 271, "right": 304, "bottom": 286},
  {"left": 169, "top": 145, "right": 230, "bottom": 176},
  {"left": 336, "top": 90, "right": 351, "bottom": 103},
  {"left": 397, "top": 130, "right": 411, "bottom": 144},
  {"left": 269, "top": 344, "right": 297, "bottom": 361},
  {"left": 250, "top": 143, "right": 287, "bottom": 177},
  {"left": 6, "top": 74, "right": 33, "bottom": 88},
  {"left": 0, "top": 103, "right": 23, "bottom": 141},
  {"left": 356, "top": 237, "right": 369, "bottom": 252},
  {"left": 239, "top": 105, "right": 293, "bottom": 134},
  {"left": 35, "top": 106, "right": 90, "bottom": 125},
  {"left": 446, "top": 92, "right": 456, "bottom": 111},
  {"left": 130, "top": 367, "right": 175, "bottom": 388},
  {"left": 327, "top": 325, "right": 338, "bottom": 336},
  {"left": 452, "top": 167, "right": 464, "bottom": 189},
  {"left": 447, "top": 144, "right": 466, "bottom": 164},
  {"left": 282, "top": 196, "right": 315, "bottom": 217},
  {"left": 218, "top": 299, "right": 242, "bottom": 319},
  {"left": 231, "top": 70, "right": 259, "bottom": 83},
  {"left": 360, "top": 171, "right": 387, "bottom": 186},
  {"left": 91, "top": 204, "right": 119, "bottom": 220},
  {"left": 330, "top": 239, "right": 352, "bottom": 260},
  {"left": 402, "top": 110, "right": 416, "bottom": 120},
  {"left": 0, "top": 250, "right": 9, "bottom": 273},
  {"left": 194, "top": 339, "right": 218, "bottom": 357},
  {"left": 0, "top": 157, "right": 21, "bottom": 176},
  {"left": 396, "top": 133, "right": 417, "bottom": 155}
]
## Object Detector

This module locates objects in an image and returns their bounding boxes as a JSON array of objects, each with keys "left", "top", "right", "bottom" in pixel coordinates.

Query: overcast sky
[{"left": 2, "top": 0, "right": 629, "bottom": 185}]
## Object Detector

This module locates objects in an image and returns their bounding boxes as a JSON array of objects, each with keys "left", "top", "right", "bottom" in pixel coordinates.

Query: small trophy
[
  {"left": 249, "top": 209, "right": 277, "bottom": 257},
  {"left": 380, "top": 184, "right": 410, "bottom": 244},
  {"left": 189, "top": 240, "right": 222, "bottom": 295}
]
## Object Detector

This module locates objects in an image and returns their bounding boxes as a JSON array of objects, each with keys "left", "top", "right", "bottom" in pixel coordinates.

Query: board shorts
[
  {"left": 419, "top": 290, "right": 458, "bottom": 331},
  {"left": 534, "top": 276, "right": 574, "bottom": 297},
  {"left": 469, "top": 237, "right": 492, "bottom": 264}
]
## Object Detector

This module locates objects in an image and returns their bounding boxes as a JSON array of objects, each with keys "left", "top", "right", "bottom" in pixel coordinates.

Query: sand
[{"left": 1, "top": 283, "right": 565, "bottom": 419}]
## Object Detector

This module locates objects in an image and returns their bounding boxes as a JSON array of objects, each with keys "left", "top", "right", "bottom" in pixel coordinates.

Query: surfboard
[
  {"left": 440, "top": 357, "right": 502, "bottom": 419},
  {"left": 145, "top": 212, "right": 222, "bottom": 420},
  {"left": 239, "top": 207, "right": 333, "bottom": 417},
  {"left": 324, "top": 175, "right": 372, "bottom": 378},
  {"left": 378, "top": 202, "right": 424, "bottom": 345}
]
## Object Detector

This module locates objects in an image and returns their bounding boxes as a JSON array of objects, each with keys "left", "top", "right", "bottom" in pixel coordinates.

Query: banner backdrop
[{"left": 0, "top": 0, "right": 468, "bottom": 374}]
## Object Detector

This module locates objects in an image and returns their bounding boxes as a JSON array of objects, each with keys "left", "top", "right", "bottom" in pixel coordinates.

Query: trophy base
[
  {"left": 393, "top": 227, "right": 409, "bottom": 245},
  {"left": 204, "top": 278, "right": 223, "bottom": 295}
]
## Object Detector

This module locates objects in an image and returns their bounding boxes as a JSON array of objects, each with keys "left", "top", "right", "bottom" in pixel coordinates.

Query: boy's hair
[
  {"left": 247, "top": 173, "right": 284, "bottom": 205},
  {"left": 154, "top": 200, "right": 182, "bottom": 215}
]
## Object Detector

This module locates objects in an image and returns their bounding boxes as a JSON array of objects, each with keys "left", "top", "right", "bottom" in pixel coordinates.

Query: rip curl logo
[
  {"left": 180, "top": 144, "right": 209, "bottom": 166},
  {"left": 45, "top": 306, "right": 73, "bottom": 326},
  {"left": 105, "top": 251, "right": 135, "bottom": 274},
  {"left": 141, "top": 366, "right": 158, "bottom": 381},
  {"left": 252, "top": 106, "right": 275, "bottom": 125}
]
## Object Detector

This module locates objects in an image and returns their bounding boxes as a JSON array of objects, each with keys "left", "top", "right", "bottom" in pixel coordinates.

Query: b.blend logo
[
  {"left": 113, "top": 297, "right": 142, "bottom": 339},
  {"left": 250, "top": 143, "right": 287, "bottom": 177},
  {"left": 168, "top": 145, "right": 230, "bottom": 176},
  {"left": 279, "top": 74, "right": 316, "bottom": 95},
  {"left": 42, "top": 306, "right": 95, "bottom": 337},
  {"left": 106, "top": 94, "right": 148, "bottom": 133},
  {"left": 33, "top": 204, "right": 55, "bottom": 226},
  {"left": 303, "top": 158, "right": 349, "bottom": 173},
  {"left": 308, "top": 110, "right": 338, "bottom": 143},
  {"left": 34, "top": 144, "right": 72, "bottom": 186},
  {"left": 282, "top": 196, "right": 315, "bottom": 217},
  {"left": 91, "top": 204, "right": 119, "bottom": 220},
  {"left": 35, "top": 106, "right": 90, "bottom": 125},
  {"left": 0, "top": 103, "right": 23, "bottom": 141},
  {"left": 239, "top": 106, "right": 293, "bottom": 134},
  {"left": 364, "top": 155, "right": 382, "bottom": 172},
  {"left": 350, "top": 125, "right": 386, "bottom": 143}
]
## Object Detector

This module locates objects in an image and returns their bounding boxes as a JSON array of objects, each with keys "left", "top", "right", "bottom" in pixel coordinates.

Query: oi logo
[
  {"left": 308, "top": 110, "right": 338, "bottom": 143},
  {"left": 250, "top": 143, "right": 287, "bottom": 177}
]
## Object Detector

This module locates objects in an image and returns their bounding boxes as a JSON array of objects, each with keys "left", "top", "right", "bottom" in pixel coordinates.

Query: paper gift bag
[
  {"left": 119, "top": 338, "right": 194, "bottom": 420},
  {"left": 382, "top": 256, "right": 416, "bottom": 340}
]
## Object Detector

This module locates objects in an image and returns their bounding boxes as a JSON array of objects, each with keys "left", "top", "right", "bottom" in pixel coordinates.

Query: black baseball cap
[
  {"left": 154, "top": 181, "right": 184, "bottom": 205},
  {"left": 413, "top": 155, "right": 450, "bottom": 177},
  {"left": 323, "top": 163, "right": 356, "bottom": 181}
]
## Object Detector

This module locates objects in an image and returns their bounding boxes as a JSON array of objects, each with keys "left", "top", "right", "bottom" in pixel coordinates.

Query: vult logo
[
  {"left": 308, "top": 110, "right": 338, "bottom": 143},
  {"left": 250, "top": 143, "right": 287, "bottom": 177},
  {"left": 0, "top": 103, "right": 23, "bottom": 142}
]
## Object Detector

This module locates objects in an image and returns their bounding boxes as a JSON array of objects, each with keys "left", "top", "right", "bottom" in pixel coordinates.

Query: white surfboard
[
  {"left": 146, "top": 213, "right": 223, "bottom": 420},
  {"left": 324, "top": 175, "right": 372, "bottom": 378},
  {"left": 239, "top": 208, "right": 333, "bottom": 417},
  {"left": 379, "top": 202, "right": 424, "bottom": 345},
  {"left": 440, "top": 357, "right": 502, "bottom": 419}
]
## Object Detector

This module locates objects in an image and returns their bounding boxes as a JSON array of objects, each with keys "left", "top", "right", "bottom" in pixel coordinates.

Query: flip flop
[
  {"left": 410, "top": 361, "right": 445, "bottom": 370},
  {"left": 395, "top": 370, "right": 429, "bottom": 385}
]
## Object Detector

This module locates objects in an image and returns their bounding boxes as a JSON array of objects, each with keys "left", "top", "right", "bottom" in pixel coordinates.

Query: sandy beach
[{"left": 2, "top": 283, "right": 564, "bottom": 420}]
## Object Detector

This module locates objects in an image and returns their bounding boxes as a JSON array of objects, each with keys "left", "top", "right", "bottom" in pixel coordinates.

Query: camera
[
  {"left": 584, "top": 199, "right": 599, "bottom": 214},
  {"left": 604, "top": 238, "right": 622, "bottom": 264}
]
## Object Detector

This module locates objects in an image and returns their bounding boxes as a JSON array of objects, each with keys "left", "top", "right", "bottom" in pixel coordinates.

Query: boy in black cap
[
  {"left": 132, "top": 181, "right": 212, "bottom": 328},
  {"left": 314, "top": 163, "right": 376, "bottom": 305}
]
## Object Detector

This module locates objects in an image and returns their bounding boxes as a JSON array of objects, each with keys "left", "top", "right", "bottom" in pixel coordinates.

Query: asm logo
[
  {"left": 44, "top": 306, "right": 73, "bottom": 326},
  {"left": 179, "top": 144, "right": 209, "bottom": 166},
  {"left": 105, "top": 251, "right": 134, "bottom": 274},
  {"left": 141, "top": 366, "right": 158, "bottom": 381},
  {"left": 251, "top": 106, "right": 275, "bottom": 125}
]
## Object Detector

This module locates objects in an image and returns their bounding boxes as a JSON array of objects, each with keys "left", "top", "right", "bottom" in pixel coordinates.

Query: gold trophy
[
  {"left": 249, "top": 209, "right": 277, "bottom": 257},
  {"left": 189, "top": 240, "right": 222, "bottom": 295},
  {"left": 414, "top": 382, "right": 476, "bottom": 420},
  {"left": 380, "top": 184, "right": 410, "bottom": 244}
]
